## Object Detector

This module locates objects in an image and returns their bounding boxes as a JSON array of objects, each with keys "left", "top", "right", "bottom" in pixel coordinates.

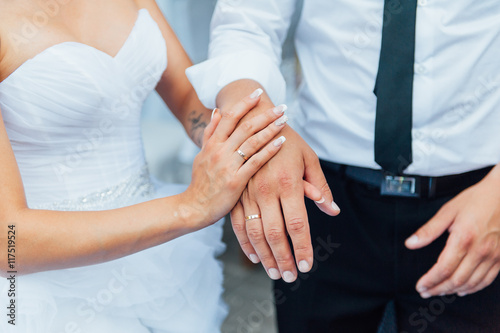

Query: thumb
[
  {"left": 405, "top": 203, "right": 457, "bottom": 250},
  {"left": 303, "top": 154, "right": 340, "bottom": 216}
]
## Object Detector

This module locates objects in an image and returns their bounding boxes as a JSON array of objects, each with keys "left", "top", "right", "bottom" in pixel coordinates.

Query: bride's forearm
[{"left": 0, "top": 194, "right": 204, "bottom": 277}]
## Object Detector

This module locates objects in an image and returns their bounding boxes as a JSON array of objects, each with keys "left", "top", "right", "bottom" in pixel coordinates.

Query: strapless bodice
[{"left": 0, "top": 9, "right": 167, "bottom": 207}]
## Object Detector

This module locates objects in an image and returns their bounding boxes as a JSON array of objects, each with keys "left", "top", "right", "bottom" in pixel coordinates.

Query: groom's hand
[{"left": 218, "top": 80, "right": 340, "bottom": 283}]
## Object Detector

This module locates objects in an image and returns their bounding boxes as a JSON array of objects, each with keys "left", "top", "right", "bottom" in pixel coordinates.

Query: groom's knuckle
[
  {"left": 255, "top": 179, "right": 272, "bottom": 196},
  {"left": 438, "top": 265, "right": 454, "bottom": 280},
  {"left": 287, "top": 217, "right": 306, "bottom": 234},
  {"left": 277, "top": 173, "right": 294, "bottom": 190},
  {"left": 266, "top": 228, "right": 284, "bottom": 243},
  {"left": 477, "top": 241, "right": 494, "bottom": 259},
  {"left": 276, "top": 254, "right": 292, "bottom": 266},
  {"left": 451, "top": 275, "right": 467, "bottom": 288},
  {"left": 232, "top": 221, "right": 245, "bottom": 234},
  {"left": 248, "top": 228, "right": 265, "bottom": 242},
  {"left": 458, "top": 233, "right": 474, "bottom": 249}
]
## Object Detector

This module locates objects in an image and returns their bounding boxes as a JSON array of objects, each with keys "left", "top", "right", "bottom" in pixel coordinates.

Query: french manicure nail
[
  {"left": 315, "top": 197, "right": 325, "bottom": 204},
  {"left": 407, "top": 235, "right": 419, "bottom": 246},
  {"left": 249, "top": 254, "right": 260, "bottom": 264},
  {"left": 298, "top": 260, "right": 310, "bottom": 273},
  {"left": 211, "top": 108, "right": 219, "bottom": 120},
  {"left": 283, "top": 271, "right": 296, "bottom": 283},
  {"left": 273, "top": 136, "right": 286, "bottom": 147},
  {"left": 268, "top": 268, "right": 281, "bottom": 280},
  {"left": 458, "top": 292, "right": 468, "bottom": 297},
  {"left": 331, "top": 201, "right": 340, "bottom": 212},
  {"left": 275, "top": 115, "right": 288, "bottom": 127},
  {"left": 273, "top": 104, "right": 288, "bottom": 115},
  {"left": 250, "top": 88, "right": 264, "bottom": 99}
]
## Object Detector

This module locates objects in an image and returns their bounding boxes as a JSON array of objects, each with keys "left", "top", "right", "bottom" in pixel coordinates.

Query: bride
[{"left": 0, "top": 0, "right": 289, "bottom": 332}]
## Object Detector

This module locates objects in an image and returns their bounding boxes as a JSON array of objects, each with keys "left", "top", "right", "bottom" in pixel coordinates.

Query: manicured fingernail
[
  {"left": 250, "top": 88, "right": 264, "bottom": 99},
  {"left": 421, "top": 292, "right": 431, "bottom": 299},
  {"left": 249, "top": 254, "right": 260, "bottom": 264},
  {"left": 273, "top": 136, "right": 286, "bottom": 147},
  {"left": 331, "top": 201, "right": 340, "bottom": 211},
  {"left": 268, "top": 268, "right": 281, "bottom": 280},
  {"left": 275, "top": 115, "right": 288, "bottom": 127},
  {"left": 273, "top": 104, "right": 288, "bottom": 115},
  {"left": 283, "top": 271, "right": 296, "bottom": 283},
  {"left": 298, "top": 260, "right": 310, "bottom": 273},
  {"left": 407, "top": 235, "right": 419, "bottom": 246},
  {"left": 458, "top": 292, "right": 468, "bottom": 297},
  {"left": 315, "top": 197, "right": 325, "bottom": 204},
  {"left": 211, "top": 108, "right": 219, "bottom": 120}
]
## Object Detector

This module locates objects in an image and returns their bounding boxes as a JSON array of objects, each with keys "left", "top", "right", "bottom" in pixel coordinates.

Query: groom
[{"left": 188, "top": 0, "right": 500, "bottom": 332}]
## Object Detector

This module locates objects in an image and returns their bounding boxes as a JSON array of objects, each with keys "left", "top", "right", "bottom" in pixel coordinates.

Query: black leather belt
[{"left": 322, "top": 161, "right": 494, "bottom": 199}]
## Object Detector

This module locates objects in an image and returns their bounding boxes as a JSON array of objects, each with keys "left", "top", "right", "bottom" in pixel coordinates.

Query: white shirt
[{"left": 187, "top": 0, "right": 500, "bottom": 176}]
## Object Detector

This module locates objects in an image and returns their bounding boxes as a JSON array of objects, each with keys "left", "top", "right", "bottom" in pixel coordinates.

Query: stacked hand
[
  {"left": 183, "top": 89, "right": 289, "bottom": 228},
  {"left": 229, "top": 99, "right": 341, "bottom": 283}
]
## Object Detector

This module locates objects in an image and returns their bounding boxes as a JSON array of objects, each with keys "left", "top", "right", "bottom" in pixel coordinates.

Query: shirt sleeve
[{"left": 185, "top": 0, "right": 298, "bottom": 109}]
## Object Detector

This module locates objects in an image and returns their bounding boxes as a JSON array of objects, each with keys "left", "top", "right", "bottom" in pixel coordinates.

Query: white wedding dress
[{"left": 0, "top": 9, "right": 226, "bottom": 333}]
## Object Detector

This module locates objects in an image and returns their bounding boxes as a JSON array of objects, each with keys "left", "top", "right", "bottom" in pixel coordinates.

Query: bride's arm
[
  {"left": 0, "top": 92, "right": 286, "bottom": 277},
  {"left": 137, "top": 0, "right": 222, "bottom": 146}
]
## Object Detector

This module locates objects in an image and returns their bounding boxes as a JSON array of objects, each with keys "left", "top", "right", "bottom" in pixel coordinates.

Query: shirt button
[
  {"left": 416, "top": 64, "right": 427, "bottom": 75},
  {"left": 418, "top": 0, "right": 428, "bottom": 6}
]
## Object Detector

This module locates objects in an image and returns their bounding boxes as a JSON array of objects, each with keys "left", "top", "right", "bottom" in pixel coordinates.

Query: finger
[
  {"left": 243, "top": 196, "right": 281, "bottom": 280},
  {"left": 406, "top": 203, "right": 457, "bottom": 250},
  {"left": 238, "top": 136, "right": 286, "bottom": 180},
  {"left": 424, "top": 253, "right": 483, "bottom": 297},
  {"left": 279, "top": 174, "right": 314, "bottom": 276},
  {"left": 258, "top": 197, "right": 298, "bottom": 283},
  {"left": 227, "top": 104, "right": 287, "bottom": 151},
  {"left": 230, "top": 200, "right": 260, "bottom": 264},
  {"left": 303, "top": 151, "right": 340, "bottom": 216},
  {"left": 234, "top": 113, "right": 288, "bottom": 163},
  {"left": 303, "top": 180, "right": 323, "bottom": 202},
  {"left": 453, "top": 260, "right": 494, "bottom": 296},
  {"left": 416, "top": 231, "right": 470, "bottom": 296},
  {"left": 214, "top": 88, "right": 263, "bottom": 140},
  {"left": 202, "top": 109, "right": 222, "bottom": 147},
  {"left": 458, "top": 263, "right": 500, "bottom": 296}
]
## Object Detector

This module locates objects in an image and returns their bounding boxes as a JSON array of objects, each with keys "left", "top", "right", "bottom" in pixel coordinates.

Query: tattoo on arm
[{"left": 187, "top": 110, "right": 208, "bottom": 147}]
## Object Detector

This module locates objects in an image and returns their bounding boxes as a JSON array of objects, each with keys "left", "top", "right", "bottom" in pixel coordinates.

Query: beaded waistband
[{"left": 33, "top": 165, "right": 155, "bottom": 211}]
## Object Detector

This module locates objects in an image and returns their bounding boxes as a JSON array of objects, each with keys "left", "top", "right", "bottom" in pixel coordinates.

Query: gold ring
[
  {"left": 237, "top": 149, "right": 249, "bottom": 161},
  {"left": 245, "top": 214, "right": 262, "bottom": 222}
]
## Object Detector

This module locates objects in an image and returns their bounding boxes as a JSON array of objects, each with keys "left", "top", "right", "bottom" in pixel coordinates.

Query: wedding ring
[
  {"left": 245, "top": 214, "right": 262, "bottom": 222},
  {"left": 237, "top": 149, "right": 249, "bottom": 161}
]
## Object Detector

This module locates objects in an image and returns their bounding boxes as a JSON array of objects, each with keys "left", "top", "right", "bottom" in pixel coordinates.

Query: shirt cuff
[{"left": 186, "top": 50, "right": 286, "bottom": 109}]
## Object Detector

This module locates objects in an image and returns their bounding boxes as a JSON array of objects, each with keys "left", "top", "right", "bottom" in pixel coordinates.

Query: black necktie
[{"left": 374, "top": 0, "right": 418, "bottom": 175}]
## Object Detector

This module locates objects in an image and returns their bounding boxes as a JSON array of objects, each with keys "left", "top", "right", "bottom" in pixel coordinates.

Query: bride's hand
[{"left": 182, "top": 88, "right": 288, "bottom": 228}]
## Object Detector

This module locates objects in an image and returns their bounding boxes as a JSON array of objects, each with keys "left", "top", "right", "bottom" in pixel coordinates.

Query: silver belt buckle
[{"left": 381, "top": 175, "right": 420, "bottom": 197}]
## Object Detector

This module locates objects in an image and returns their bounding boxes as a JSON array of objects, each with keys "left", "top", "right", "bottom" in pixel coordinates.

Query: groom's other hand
[
  {"left": 218, "top": 80, "right": 340, "bottom": 283},
  {"left": 406, "top": 166, "right": 500, "bottom": 298}
]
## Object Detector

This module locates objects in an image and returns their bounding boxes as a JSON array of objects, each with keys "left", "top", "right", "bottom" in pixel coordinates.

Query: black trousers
[{"left": 275, "top": 161, "right": 500, "bottom": 333}]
